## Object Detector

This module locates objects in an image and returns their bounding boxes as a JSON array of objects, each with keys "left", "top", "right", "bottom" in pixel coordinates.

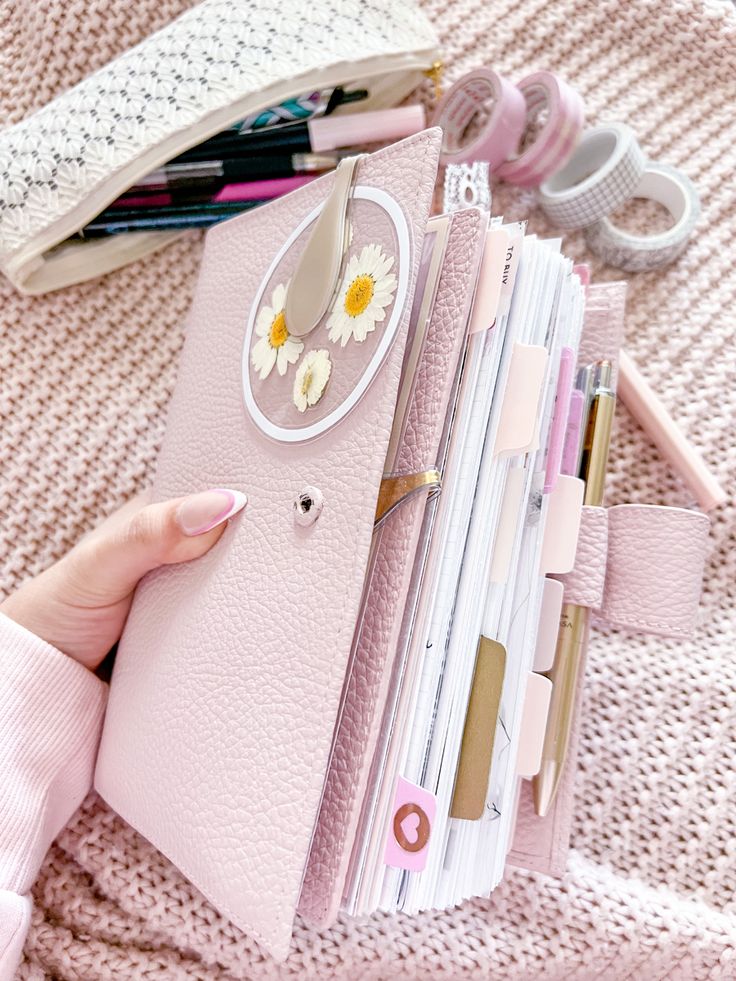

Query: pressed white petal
[
  {"left": 324, "top": 244, "right": 397, "bottom": 346},
  {"left": 272, "top": 281, "right": 287, "bottom": 311},
  {"left": 253, "top": 340, "right": 277, "bottom": 380},
  {"left": 293, "top": 349, "right": 331, "bottom": 411},
  {"left": 326, "top": 305, "right": 343, "bottom": 333},
  {"left": 344, "top": 254, "right": 361, "bottom": 280},
  {"left": 284, "top": 336, "right": 303, "bottom": 361},
  {"left": 251, "top": 335, "right": 270, "bottom": 371},
  {"left": 255, "top": 305, "right": 274, "bottom": 338}
]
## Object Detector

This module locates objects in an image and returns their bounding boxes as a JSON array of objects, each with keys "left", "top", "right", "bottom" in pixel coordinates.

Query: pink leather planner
[
  {"left": 96, "top": 130, "right": 445, "bottom": 960},
  {"left": 95, "top": 134, "right": 710, "bottom": 960}
]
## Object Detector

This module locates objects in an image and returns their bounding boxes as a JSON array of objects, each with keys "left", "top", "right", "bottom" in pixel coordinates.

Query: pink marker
[
  {"left": 561, "top": 389, "right": 585, "bottom": 477},
  {"left": 213, "top": 174, "right": 318, "bottom": 202},
  {"left": 544, "top": 347, "right": 576, "bottom": 493}
]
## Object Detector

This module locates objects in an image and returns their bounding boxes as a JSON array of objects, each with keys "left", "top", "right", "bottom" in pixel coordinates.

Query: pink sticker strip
[
  {"left": 433, "top": 68, "right": 527, "bottom": 170},
  {"left": 496, "top": 71, "right": 584, "bottom": 188},
  {"left": 384, "top": 776, "right": 437, "bottom": 873}
]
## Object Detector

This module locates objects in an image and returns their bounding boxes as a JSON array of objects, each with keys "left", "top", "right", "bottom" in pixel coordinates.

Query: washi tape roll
[
  {"left": 432, "top": 68, "right": 527, "bottom": 170},
  {"left": 495, "top": 71, "right": 584, "bottom": 188},
  {"left": 538, "top": 122, "right": 646, "bottom": 229},
  {"left": 583, "top": 162, "right": 700, "bottom": 271}
]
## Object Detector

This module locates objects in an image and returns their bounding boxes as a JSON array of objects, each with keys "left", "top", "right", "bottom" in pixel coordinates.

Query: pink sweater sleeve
[{"left": 0, "top": 613, "right": 107, "bottom": 980}]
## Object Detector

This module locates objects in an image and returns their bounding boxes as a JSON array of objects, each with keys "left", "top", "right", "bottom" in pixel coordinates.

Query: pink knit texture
[{"left": 1, "top": 0, "right": 735, "bottom": 977}]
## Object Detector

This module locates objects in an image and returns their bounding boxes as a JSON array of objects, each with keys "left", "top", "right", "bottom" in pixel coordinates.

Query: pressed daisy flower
[
  {"left": 293, "top": 349, "right": 332, "bottom": 412},
  {"left": 327, "top": 243, "right": 397, "bottom": 347},
  {"left": 251, "top": 281, "right": 303, "bottom": 380}
]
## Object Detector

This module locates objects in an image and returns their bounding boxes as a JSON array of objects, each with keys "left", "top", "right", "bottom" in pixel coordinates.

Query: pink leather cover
[
  {"left": 575, "top": 280, "right": 626, "bottom": 384},
  {"left": 558, "top": 504, "right": 708, "bottom": 638},
  {"left": 556, "top": 505, "right": 608, "bottom": 608},
  {"left": 600, "top": 504, "right": 709, "bottom": 638},
  {"left": 298, "top": 208, "right": 487, "bottom": 926},
  {"left": 94, "top": 130, "right": 442, "bottom": 961}
]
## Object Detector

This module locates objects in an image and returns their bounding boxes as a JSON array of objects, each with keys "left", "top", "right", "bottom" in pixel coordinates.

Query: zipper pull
[{"left": 424, "top": 60, "right": 444, "bottom": 102}]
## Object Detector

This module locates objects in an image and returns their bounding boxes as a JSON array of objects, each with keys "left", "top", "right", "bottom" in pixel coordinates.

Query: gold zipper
[{"left": 423, "top": 59, "right": 444, "bottom": 101}]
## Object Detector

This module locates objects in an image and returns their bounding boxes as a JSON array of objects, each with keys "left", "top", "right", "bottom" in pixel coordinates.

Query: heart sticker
[
  {"left": 400, "top": 811, "right": 421, "bottom": 846},
  {"left": 384, "top": 777, "right": 437, "bottom": 872}
]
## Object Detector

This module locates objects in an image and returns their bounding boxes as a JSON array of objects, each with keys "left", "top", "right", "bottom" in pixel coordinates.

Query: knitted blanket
[{"left": 3, "top": 0, "right": 736, "bottom": 977}]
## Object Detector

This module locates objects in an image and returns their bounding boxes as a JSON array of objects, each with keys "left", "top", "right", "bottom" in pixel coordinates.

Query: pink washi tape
[
  {"left": 496, "top": 71, "right": 584, "bottom": 188},
  {"left": 432, "top": 68, "right": 527, "bottom": 170}
]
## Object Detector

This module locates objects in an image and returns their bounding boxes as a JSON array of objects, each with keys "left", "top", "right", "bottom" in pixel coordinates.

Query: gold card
[{"left": 450, "top": 636, "right": 506, "bottom": 821}]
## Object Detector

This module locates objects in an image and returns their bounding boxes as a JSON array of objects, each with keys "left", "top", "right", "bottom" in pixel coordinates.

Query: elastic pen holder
[{"left": 0, "top": 0, "right": 440, "bottom": 295}]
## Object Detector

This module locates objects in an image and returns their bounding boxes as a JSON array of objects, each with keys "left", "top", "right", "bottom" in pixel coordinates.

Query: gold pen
[{"left": 533, "top": 362, "right": 615, "bottom": 817}]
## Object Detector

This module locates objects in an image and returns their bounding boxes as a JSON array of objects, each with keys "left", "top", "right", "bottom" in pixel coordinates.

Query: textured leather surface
[
  {"left": 557, "top": 505, "right": 608, "bottom": 608},
  {"left": 298, "top": 208, "right": 487, "bottom": 926},
  {"left": 559, "top": 504, "right": 708, "bottom": 636},
  {"left": 576, "top": 281, "right": 626, "bottom": 387},
  {"left": 601, "top": 504, "right": 709, "bottom": 638},
  {"left": 94, "top": 129, "right": 442, "bottom": 961}
]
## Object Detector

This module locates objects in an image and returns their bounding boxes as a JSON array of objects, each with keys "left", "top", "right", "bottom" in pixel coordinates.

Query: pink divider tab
[
  {"left": 469, "top": 228, "right": 510, "bottom": 333},
  {"left": 516, "top": 673, "right": 552, "bottom": 778},
  {"left": 544, "top": 346, "right": 576, "bottom": 493},
  {"left": 494, "top": 344, "right": 549, "bottom": 456},
  {"left": 533, "top": 578, "right": 564, "bottom": 673},
  {"left": 508, "top": 632, "right": 590, "bottom": 877},
  {"left": 384, "top": 777, "right": 437, "bottom": 873},
  {"left": 539, "top": 474, "right": 584, "bottom": 574}
]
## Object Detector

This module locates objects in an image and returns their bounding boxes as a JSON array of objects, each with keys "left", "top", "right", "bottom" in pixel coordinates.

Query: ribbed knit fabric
[
  {"left": 1, "top": 0, "right": 735, "bottom": 977},
  {"left": 0, "top": 614, "right": 106, "bottom": 979}
]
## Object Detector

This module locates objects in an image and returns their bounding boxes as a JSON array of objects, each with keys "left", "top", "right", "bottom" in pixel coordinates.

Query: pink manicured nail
[{"left": 177, "top": 488, "right": 247, "bottom": 536}]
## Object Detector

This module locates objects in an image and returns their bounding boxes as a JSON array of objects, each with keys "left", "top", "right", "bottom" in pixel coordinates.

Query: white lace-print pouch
[{"left": 0, "top": 0, "right": 439, "bottom": 295}]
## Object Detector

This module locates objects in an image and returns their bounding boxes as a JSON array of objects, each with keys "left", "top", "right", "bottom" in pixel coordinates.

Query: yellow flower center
[
  {"left": 344, "top": 274, "right": 375, "bottom": 318},
  {"left": 301, "top": 367, "right": 313, "bottom": 397},
  {"left": 269, "top": 311, "right": 288, "bottom": 348}
]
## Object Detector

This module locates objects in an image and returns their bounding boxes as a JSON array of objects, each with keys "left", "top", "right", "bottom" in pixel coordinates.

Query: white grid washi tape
[
  {"left": 583, "top": 162, "right": 700, "bottom": 271},
  {"left": 538, "top": 122, "right": 646, "bottom": 229}
]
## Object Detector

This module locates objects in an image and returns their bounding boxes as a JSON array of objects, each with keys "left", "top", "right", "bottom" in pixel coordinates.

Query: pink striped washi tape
[
  {"left": 495, "top": 71, "right": 584, "bottom": 188},
  {"left": 432, "top": 68, "right": 527, "bottom": 171}
]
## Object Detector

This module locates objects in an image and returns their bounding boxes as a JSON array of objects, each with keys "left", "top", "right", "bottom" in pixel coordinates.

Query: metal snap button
[{"left": 294, "top": 486, "right": 323, "bottom": 526}]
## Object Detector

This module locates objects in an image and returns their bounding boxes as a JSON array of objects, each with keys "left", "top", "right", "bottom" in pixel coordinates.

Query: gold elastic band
[{"left": 374, "top": 469, "right": 441, "bottom": 527}]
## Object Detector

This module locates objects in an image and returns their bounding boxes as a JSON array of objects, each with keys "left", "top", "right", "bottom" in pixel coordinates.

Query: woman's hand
[{"left": 0, "top": 489, "right": 247, "bottom": 670}]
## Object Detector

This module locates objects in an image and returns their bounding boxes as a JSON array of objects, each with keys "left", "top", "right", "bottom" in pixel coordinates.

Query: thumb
[{"left": 63, "top": 487, "right": 248, "bottom": 605}]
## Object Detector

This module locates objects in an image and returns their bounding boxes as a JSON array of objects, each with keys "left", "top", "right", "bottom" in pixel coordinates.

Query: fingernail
[{"left": 177, "top": 488, "right": 247, "bottom": 536}]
